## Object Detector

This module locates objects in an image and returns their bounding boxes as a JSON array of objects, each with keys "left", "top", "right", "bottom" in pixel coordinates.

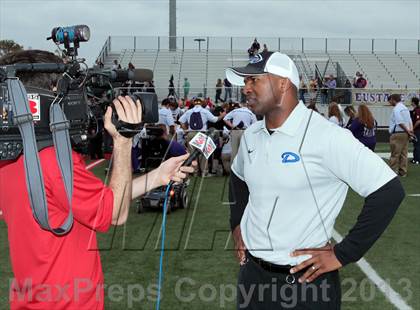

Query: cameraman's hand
[{"left": 104, "top": 96, "right": 142, "bottom": 143}]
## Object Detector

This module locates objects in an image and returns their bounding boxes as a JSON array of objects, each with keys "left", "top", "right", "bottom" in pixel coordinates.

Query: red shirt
[{"left": 0, "top": 147, "right": 114, "bottom": 309}]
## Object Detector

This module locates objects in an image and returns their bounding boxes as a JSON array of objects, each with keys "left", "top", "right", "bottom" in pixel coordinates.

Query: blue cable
[{"left": 156, "top": 184, "right": 172, "bottom": 310}]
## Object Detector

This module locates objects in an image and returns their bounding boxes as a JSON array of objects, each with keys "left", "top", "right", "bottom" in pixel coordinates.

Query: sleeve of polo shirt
[
  {"left": 231, "top": 134, "right": 247, "bottom": 181},
  {"left": 223, "top": 111, "right": 234, "bottom": 121},
  {"left": 46, "top": 152, "right": 114, "bottom": 232},
  {"left": 324, "top": 127, "right": 396, "bottom": 197},
  {"left": 166, "top": 110, "right": 175, "bottom": 126},
  {"left": 204, "top": 109, "right": 219, "bottom": 123}
]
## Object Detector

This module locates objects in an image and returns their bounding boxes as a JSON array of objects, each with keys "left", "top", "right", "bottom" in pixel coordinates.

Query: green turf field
[{"left": 1, "top": 155, "right": 419, "bottom": 309}]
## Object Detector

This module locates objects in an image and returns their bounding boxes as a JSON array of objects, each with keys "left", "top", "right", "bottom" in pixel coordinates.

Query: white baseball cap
[{"left": 225, "top": 51, "right": 300, "bottom": 90}]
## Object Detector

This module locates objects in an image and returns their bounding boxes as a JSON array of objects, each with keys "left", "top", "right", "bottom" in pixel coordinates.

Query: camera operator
[{"left": 0, "top": 50, "right": 195, "bottom": 309}]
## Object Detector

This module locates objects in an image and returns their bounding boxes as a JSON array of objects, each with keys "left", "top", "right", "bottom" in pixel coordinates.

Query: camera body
[
  {"left": 0, "top": 81, "right": 89, "bottom": 160},
  {"left": 0, "top": 24, "right": 158, "bottom": 161}
]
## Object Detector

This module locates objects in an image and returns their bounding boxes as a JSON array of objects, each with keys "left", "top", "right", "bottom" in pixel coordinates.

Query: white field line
[
  {"left": 376, "top": 152, "right": 413, "bottom": 159},
  {"left": 332, "top": 230, "right": 412, "bottom": 310},
  {"left": 86, "top": 159, "right": 106, "bottom": 170}
]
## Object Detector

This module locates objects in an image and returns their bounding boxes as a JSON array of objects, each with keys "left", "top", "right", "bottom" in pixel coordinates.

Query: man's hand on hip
[
  {"left": 290, "top": 244, "right": 342, "bottom": 283},
  {"left": 233, "top": 226, "right": 247, "bottom": 265}
]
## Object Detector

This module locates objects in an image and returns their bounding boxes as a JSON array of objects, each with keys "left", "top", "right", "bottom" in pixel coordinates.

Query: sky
[{"left": 0, "top": 0, "right": 419, "bottom": 64}]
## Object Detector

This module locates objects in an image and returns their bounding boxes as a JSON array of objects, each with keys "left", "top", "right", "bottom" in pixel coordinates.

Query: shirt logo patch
[{"left": 281, "top": 152, "right": 300, "bottom": 163}]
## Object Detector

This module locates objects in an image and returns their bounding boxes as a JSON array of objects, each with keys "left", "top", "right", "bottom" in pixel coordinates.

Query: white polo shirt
[
  {"left": 171, "top": 107, "right": 184, "bottom": 122},
  {"left": 179, "top": 105, "right": 218, "bottom": 131},
  {"left": 232, "top": 101, "right": 396, "bottom": 265},
  {"left": 158, "top": 107, "right": 175, "bottom": 127},
  {"left": 389, "top": 102, "right": 412, "bottom": 133},
  {"left": 224, "top": 107, "right": 257, "bottom": 129}
]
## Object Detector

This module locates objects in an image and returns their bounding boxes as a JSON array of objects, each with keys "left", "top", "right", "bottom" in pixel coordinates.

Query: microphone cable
[{"left": 156, "top": 183, "right": 172, "bottom": 310}]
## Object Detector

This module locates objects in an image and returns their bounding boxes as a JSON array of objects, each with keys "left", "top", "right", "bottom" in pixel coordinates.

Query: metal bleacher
[{"left": 99, "top": 36, "right": 420, "bottom": 103}]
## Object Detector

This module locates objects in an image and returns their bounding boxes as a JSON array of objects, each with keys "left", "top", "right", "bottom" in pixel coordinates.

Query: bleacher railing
[
  {"left": 110, "top": 87, "right": 418, "bottom": 128},
  {"left": 103, "top": 36, "right": 420, "bottom": 54},
  {"left": 114, "top": 86, "right": 419, "bottom": 104}
]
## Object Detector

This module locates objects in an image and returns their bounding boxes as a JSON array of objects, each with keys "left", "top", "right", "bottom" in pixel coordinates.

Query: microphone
[{"left": 168, "top": 129, "right": 219, "bottom": 187}]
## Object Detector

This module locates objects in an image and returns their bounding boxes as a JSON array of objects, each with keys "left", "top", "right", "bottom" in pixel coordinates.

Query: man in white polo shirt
[
  {"left": 224, "top": 102, "right": 257, "bottom": 160},
  {"left": 158, "top": 98, "right": 176, "bottom": 138},
  {"left": 388, "top": 94, "right": 414, "bottom": 177},
  {"left": 226, "top": 51, "right": 405, "bottom": 309}
]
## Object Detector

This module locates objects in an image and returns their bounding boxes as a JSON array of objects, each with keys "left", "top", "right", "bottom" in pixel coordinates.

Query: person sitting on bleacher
[{"left": 353, "top": 71, "right": 367, "bottom": 88}]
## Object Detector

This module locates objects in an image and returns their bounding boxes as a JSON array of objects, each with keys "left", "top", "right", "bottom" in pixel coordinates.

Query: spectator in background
[
  {"left": 247, "top": 47, "right": 254, "bottom": 58},
  {"left": 169, "top": 99, "right": 183, "bottom": 123},
  {"left": 298, "top": 75, "right": 307, "bottom": 104},
  {"left": 410, "top": 97, "right": 420, "bottom": 164},
  {"left": 179, "top": 98, "right": 226, "bottom": 177},
  {"left": 205, "top": 97, "right": 214, "bottom": 110},
  {"left": 128, "top": 62, "right": 135, "bottom": 70},
  {"left": 348, "top": 104, "right": 377, "bottom": 151},
  {"left": 95, "top": 59, "right": 104, "bottom": 69},
  {"left": 388, "top": 94, "right": 414, "bottom": 177},
  {"left": 208, "top": 105, "right": 228, "bottom": 176},
  {"left": 328, "top": 102, "right": 344, "bottom": 127},
  {"left": 344, "top": 79, "right": 352, "bottom": 105},
  {"left": 158, "top": 98, "right": 175, "bottom": 137},
  {"left": 156, "top": 124, "right": 187, "bottom": 159},
  {"left": 320, "top": 77, "right": 328, "bottom": 105},
  {"left": 308, "top": 78, "right": 318, "bottom": 104},
  {"left": 223, "top": 102, "right": 257, "bottom": 160},
  {"left": 111, "top": 59, "right": 119, "bottom": 70},
  {"left": 223, "top": 78, "right": 232, "bottom": 102},
  {"left": 344, "top": 105, "right": 356, "bottom": 128},
  {"left": 353, "top": 71, "right": 367, "bottom": 88},
  {"left": 252, "top": 38, "right": 260, "bottom": 53},
  {"left": 183, "top": 77, "right": 190, "bottom": 100},
  {"left": 327, "top": 74, "right": 337, "bottom": 102},
  {"left": 221, "top": 128, "right": 232, "bottom": 175},
  {"left": 215, "top": 78, "right": 224, "bottom": 103},
  {"left": 263, "top": 44, "right": 268, "bottom": 52},
  {"left": 168, "top": 74, "right": 176, "bottom": 97},
  {"left": 248, "top": 38, "right": 260, "bottom": 58}
]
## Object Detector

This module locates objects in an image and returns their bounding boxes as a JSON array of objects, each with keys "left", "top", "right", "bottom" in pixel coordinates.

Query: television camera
[{"left": 0, "top": 24, "right": 158, "bottom": 161}]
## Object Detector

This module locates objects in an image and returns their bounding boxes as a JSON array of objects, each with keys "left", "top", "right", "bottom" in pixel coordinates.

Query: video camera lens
[
  {"left": 111, "top": 92, "right": 159, "bottom": 138},
  {"left": 130, "top": 92, "right": 159, "bottom": 124}
]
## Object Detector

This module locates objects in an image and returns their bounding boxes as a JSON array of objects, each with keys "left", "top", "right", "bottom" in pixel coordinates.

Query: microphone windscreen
[{"left": 133, "top": 69, "right": 153, "bottom": 82}]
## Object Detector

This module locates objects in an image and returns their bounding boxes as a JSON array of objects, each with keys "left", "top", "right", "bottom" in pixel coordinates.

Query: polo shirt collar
[{"left": 252, "top": 101, "right": 307, "bottom": 137}]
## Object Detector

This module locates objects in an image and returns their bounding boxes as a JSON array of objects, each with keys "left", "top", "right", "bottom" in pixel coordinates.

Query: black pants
[
  {"left": 413, "top": 130, "right": 420, "bottom": 162},
  {"left": 237, "top": 255, "right": 341, "bottom": 309}
]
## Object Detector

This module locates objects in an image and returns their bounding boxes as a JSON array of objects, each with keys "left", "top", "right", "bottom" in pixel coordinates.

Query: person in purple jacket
[{"left": 348, "top": 104, "right": 377, "bottom": 151}]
